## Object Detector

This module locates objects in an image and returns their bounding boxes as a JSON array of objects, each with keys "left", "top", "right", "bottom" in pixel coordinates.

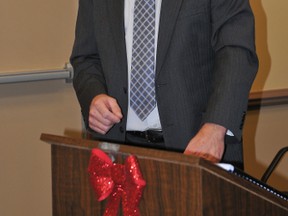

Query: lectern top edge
[{"left": 40, "top": 133, "right": 203, "bottom": 166}]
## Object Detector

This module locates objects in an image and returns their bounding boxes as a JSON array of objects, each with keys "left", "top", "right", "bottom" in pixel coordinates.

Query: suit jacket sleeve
[
  {"left": 70, "top": 0, "right": 107, "bottom": 127},
  {"left": 202, "top": 0, "right": 259, "bottom": 140}
]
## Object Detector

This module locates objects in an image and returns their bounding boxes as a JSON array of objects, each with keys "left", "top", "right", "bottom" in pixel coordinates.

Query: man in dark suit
[{"left": 70, "top": 0, "right": 258, "bottom": 169}]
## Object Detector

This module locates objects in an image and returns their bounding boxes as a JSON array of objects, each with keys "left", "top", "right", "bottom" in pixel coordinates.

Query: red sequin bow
[{"left": 88, "top": 149, "right": 146, "bottom": 216}]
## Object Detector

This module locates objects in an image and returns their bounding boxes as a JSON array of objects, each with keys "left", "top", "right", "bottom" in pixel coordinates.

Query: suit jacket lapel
[
  {"left": 156, "top": 0, "right": 183, "bottom": 76},
  {"left": 107, "top": 0, "right": 128, "bottom": 74},
  {"left": 105, "top": 0, "right": 183, "bottom": 79}
]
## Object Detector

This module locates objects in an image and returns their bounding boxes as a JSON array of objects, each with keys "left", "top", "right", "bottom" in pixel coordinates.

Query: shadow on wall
[
  {"left": 244, "top": 109, "right": 288, "bottom": 193},
  {"left": 243, "top": 1, "right": 288, "bottom": 192},
  {"left": 250, "top": 0, "right": 271, "bottom": 91},
  {"left": 244, "top": 1, "right": 270, "bottom": 170}
]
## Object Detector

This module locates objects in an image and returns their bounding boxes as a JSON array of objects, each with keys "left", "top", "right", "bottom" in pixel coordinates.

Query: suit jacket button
[
  {"left": 123, "top": 87, "right": 127, "bottom": 94},
  {"left": 240, "top": 112, "right": 246, "bottom": 130},
  {"left": 119, "top": 126, "right": 124, "bottom": 133}
]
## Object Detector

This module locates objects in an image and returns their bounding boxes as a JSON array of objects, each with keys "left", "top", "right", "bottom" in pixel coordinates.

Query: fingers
[
  {"left": 184, "top": 139, "right": 224, "bottom": 163},
  {"left": 184, "top": 140, "right": 223, "bottom": 163},
  {"left": 184, "top": 123, "right": 226, "bottom": 163},
  {"left": 184, "top": 150, "right": 220, "bottom": 163},
  {"left": 89, "top": 94, "right": 123, "bottom": 134}
]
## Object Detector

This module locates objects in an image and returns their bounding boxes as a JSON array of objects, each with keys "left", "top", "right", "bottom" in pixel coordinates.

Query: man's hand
[
  {"left": 184, "top": 123, "right": 226, "bottom": 163},
  {"left": 89, "top": 94, "right": 123, "bottom": 134}
]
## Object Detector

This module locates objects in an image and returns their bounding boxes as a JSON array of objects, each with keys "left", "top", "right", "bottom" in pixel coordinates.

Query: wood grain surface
[{"left": 41, "top": 133, "right": 288, "bottom": 215}]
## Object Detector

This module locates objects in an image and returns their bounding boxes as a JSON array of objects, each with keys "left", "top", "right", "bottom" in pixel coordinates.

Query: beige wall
[
  {"left": 0, "top": 81, "right": 82, "bottom": 216},
  {"left": 0, "top": 0, "right": 78, "bottom": 72},
  {"left": 250, "top": 0, "right": 288, "bottom": 91},
  {"left": 245, "top": 0, "right": 288, "bottom": 192},
  {"left": 0, "top": 1, "right": 287, "bottom": 215},
  {"left": 0, "top": 1, "right": 80, "bottom": 216},
  {"left": 244, "top": 105, "right": 288, "bottom": 192}
]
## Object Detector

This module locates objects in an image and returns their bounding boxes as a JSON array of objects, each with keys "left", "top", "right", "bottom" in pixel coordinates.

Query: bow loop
[
  {"left": 88, "top": 149, "right": 114, "bottom": 201},
  {"left": 88, "top": 148, "right": 146, "bottom": 216}
]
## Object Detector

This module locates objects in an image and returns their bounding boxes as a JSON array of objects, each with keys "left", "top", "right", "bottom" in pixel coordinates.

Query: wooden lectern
[{"left": 40, "top": 133, "right": 288, "bottom": 216}]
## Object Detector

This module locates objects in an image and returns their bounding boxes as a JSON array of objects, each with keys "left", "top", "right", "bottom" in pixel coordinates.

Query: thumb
[{"left": 106, "top": 98, "right": 123, "bottom": 119}]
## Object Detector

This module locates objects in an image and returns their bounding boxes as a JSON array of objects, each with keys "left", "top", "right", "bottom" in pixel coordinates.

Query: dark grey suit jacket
[{"left": 70, "top": 0, "right": 258, "bottom": 164}]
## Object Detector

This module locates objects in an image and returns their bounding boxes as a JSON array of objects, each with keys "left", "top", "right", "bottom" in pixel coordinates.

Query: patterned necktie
[{"left": 130, "top": 0, "right": 156, "bottom": 121}]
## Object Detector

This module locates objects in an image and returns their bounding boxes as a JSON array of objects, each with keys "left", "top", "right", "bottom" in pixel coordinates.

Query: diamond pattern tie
[{"left": 130, "top": 0, "right": 156, "bottom": 121}]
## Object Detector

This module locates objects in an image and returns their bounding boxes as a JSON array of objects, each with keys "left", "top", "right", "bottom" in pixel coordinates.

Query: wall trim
[{"left": 248, "top": 89, "right": 288, "bottom": 109}]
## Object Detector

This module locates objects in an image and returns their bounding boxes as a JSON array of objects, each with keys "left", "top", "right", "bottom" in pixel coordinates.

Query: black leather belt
[{"left": 126, "top": 130, "right": 164, "bottom": 143}]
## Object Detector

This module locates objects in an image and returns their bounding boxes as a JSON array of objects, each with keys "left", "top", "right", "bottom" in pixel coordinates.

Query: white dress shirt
[
  {"left": 125, "top": 0, "right": 162, "bottom": 131},
  {"left": 124, "top": 0, "right": 234, "bottom": 136}
]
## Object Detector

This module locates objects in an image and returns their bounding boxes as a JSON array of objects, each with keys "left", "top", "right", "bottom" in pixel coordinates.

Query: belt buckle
[{"left": 144, "top": 131, "right": 152, "bottom": 143}]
